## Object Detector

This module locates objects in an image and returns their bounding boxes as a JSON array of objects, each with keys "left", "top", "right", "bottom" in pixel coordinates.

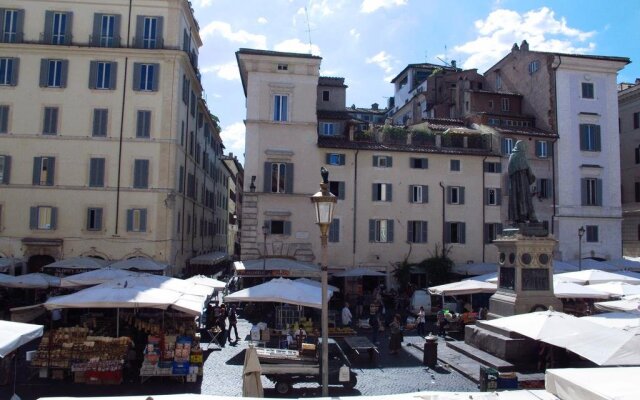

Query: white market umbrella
[
  {"left": 5, "top": 273, "right": 60, "bottom": 289},
  {"left": 333, "top": 267, "right": 385, "bottom": 277},
  {"left": 582, "top": 312, "right": 640, "bottom": 334},
  {"left": 594, "top": 298, "right": 640, "bottom": 313},
  {"left": 108, "top": 257, "right": 170, "bottom": 272},
  {"left": 0, "top": 258, "right": 23, "bottom": 274},
  {"left": 463, "top": 272, "right": 497, "bottom": 283},
  {"left": 588, "top": 282, "right": 640, "bottom": 298},
  {"left": 428, "top": 280, "right": 497, "bottom": 296},
  {"left": 0, "top": 320, "right": 43, "bottom": 358},
  {"left": 242, "top": 346, "right": 264, "bottom": 397},
  {"left": 296, "top": 277, "right": 340, "bottom": 292},
  {"left": 552, "top": 260, "right": 580, "bottom": 273},
  {"left": 553, "top": 280, "right": 610, "bottom": 299},
  {"left": 0, "top": 273, "right": 17, "bottom": 286},
  {"left": 224, "top": 278, "right": 324, "bottom": 309},
  {"left": 185, "top": 275, "right": 227, "bottom": 290},
  {"left": 565, "top": 259, "right": 621, "bottom": 272},
  {"left": 103, "top": 275, "right": 213, "bottom": 298},
  {"left": 554, "top": 269, "right": 640, "bottom": 285},
  {"left": 43, "top": 257, "right": 109, "bottom": 271},
  {"left": 59, "top": 268, "right": 140, "bottom": 288},
  {"left": 609, "top": 258, "right": 640, "bottom": 271},
  {"left": 44, "top": 285, "right": 181, "bottom": 310}
]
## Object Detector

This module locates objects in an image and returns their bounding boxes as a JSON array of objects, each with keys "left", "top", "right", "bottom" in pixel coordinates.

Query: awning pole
[{"left": 117, "top": 308, "right": 120, "bottom": 337}]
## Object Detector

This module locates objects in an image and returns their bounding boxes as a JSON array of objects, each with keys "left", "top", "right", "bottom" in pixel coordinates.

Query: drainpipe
[
  {"left": 551, "top": 55, "right": 562, "bottom": 236},
  {"left": 439, "top": 182, "right": 446, "bottom": 245},
  {"left": 352, "top": 149, "right": 359, "bottom": 267},
  {"left": 551, "top": 137, "right": 558, "bottom": 235},
  {"left": 482, "top": 156, "right": 488, "bottom": 262}
]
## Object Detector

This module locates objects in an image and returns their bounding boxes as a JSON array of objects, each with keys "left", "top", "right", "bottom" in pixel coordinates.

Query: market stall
[{"left": 42, "top": 257, "right": 110, "bottom": 277}]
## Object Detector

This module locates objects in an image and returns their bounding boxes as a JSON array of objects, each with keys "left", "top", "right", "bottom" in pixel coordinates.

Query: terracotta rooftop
[
  {"left": 318, "top": 110, "right": 351, "bottom": 120},
  {"left": 317, "top": 136, "right": 492, "bottom": 156},
  {"left": 481, "top": 125, "right": 558, "bottom": 138}
]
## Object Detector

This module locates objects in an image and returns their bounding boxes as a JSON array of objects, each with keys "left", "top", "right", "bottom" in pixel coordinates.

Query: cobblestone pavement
[{"left": 2, "top": 318, "right": 477, "bottom": 399}]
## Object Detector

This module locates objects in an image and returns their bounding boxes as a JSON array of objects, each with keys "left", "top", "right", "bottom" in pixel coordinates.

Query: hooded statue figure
[{"left": 508, "top": 140, "right": 538, "bottom": 224}]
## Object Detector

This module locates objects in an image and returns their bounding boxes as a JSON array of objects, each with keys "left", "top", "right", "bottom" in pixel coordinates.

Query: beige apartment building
[
  {"left": 0, "top": 0, "right": 229, "bottom": 274},
  {"left": 619, "top": 79, "right": 640, "bottom": 256}
]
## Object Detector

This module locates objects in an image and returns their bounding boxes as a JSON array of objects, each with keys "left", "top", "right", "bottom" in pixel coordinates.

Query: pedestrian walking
[
  {"left": 369, "top": 302, "right": 380, "bottom": 345},
  {"left": 218, "top": 304, "right": 227, "bottom": 347},
  {"left": 227, "top": 304, "right": 239, "bottom": 343},
  {"left": 388, "top": 314, "right": 403, "bottom": 354},
  {"left": 416, "top": 306, "right": 426, "bottom": 336},
  {"left": 341, "top": 302, "right": 353, "bottom": 328},
  {"left": 436, "top": 308, "right": 446, "bottom": 337}
]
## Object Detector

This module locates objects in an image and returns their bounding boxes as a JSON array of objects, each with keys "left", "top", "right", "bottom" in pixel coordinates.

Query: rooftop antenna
[
  {"left": 437, "top": 57, "right": 452, "bottom": 67},
  {"left": 304, "top": 6, "right": 313, "bottom": 54},
  {"left": 424, "top": 51, "right": 428, "bottom": 63}
]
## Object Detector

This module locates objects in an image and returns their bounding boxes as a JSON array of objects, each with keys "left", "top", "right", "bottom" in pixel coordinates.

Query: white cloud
[
  {"left": 349, "top": 28, "right": 360, "bottom": 40},
  {"left": 366, "top": 51, "right": 395, "bottom": 73},
  {"left": 452, "top": 7, "right": 596, "bottom": 72},
  {"left": 201, "top": 62, "right": 240, "bottom": 81},
  {"left": 194, "top": 0, "right": 213, "bottom": 7},
  {"left": 199, "top": 21, "right": 267, "bottom": 49},
  {"left": 257, "top": 17, "right": 268, "bottom": 24},
  {"left": 274, "top": 39, "right": 321, "bottom": 55},
  {"left": 361, "top": 0, "right": 407, "bottom": 14},
  {"left": 221, "top": 122, "right": 246, "bottom": 162}
]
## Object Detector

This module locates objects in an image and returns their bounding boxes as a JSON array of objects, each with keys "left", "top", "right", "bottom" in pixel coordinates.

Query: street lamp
[
  {"left": 310, "top": 167, "right": 337, "bottom": 397},
  {"left": 578, "top": 226, "right": 585, "bottom": 271},
  {"left": 262, "top": 223, "right": 269, "bottom": 274}
]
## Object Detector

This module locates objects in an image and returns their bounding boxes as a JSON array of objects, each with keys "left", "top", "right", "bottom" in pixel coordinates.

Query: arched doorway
[{"left": 28, "top": 255, "right": 55, "bottom": 273}]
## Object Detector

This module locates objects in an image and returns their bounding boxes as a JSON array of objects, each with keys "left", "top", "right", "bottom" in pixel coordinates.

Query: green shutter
[
  {"left": 44, "top": 11, "right": 53, "bottom": 43},
  {"left": 29, "top": 207, "right": 38, "bottom": 229},
  {"left": 285, "top": 163, "right": 294, "bottom": 193},
  {"left": 46, "top": 158, "right": 55, "bottom": 185},
  {"left": 369, "top": 220, "right": 375, "bottom": 242},
  {"left": 140, "top": 209, "right": 147, "bottom": 231},
  {"left": 33, "top": 157, "right": 41, "bottom": 185},
  {"left": 407, "top": 221, "right": 413, "bottom": 242},
  {"left": 460, "top": 223, "right": 466, "bottom": 244},
  {"left": 459, "top": 187, "right": 465, "bottom": 204},
  {"left": 387, "top": 219, "right": 394, "bottom": 242},
  {"left": 1, "top": 156, "right": 10, "bottom": 184}
]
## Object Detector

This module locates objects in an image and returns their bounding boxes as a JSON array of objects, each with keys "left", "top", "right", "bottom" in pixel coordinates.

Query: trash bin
[
  {"left": 497, "top": 371, "right": 518, "bottom": 389},
  {"left": 423, "top": 333, "right": 438, "bottom": 368},
  {"left": 479, "top": 366, "right": 499, "bottom": 391}
]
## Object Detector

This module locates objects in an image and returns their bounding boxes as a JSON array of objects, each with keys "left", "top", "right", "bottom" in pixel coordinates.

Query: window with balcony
[
  {"left": 2, "top": 9, "right": 24, "bottom": 43},
  {"left": 44, "top": 11, "right": 72, "bottom": 45}
]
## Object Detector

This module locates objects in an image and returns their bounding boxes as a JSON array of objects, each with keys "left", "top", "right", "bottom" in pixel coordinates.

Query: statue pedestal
[{"left": 487, "top": 232, "right": 563, "bottom": 319}]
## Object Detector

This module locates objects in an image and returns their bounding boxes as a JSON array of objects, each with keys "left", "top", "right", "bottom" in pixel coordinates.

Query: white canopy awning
[
  {"left": 587, "top": 282, "right": 640, "bottom": 297},
  {"left": 463, "top": 272, "right": 498, "bottom": 283},
  {"left": 2, "top": 273, "right": 60, "bottom": 289},
  {"left": 185, "top": 275, "right": 227, "bottom": 290},
  {"left": 554, "top": 269, "right": 640, "bottom": 285},
  {"left": 0, "top": 320, "right": 43, "bottom": 358},
  {"left": 43, "top": 257, "right": 109, "bottom": 271},
  {"left": 59, "top": 268, "right": 141, "bottom": 288},
  {"left": 190, "top": 252, "right": 228, "bottom": 266},
  {"left": 594, "top": 298, "right": 640, "bottom": 313},
  {"left": 565, "top": 259, "right": 621, "bottom": 272},
  {"left": 546, "top": 367, "right": 640, "bottom": 400},
  {"left": 553, "top": 280, "right": 610, "bottom": 299},
  {"left": 295, "top": 277, "right": 340, "bottom": 292},
  {"left": 108, "top": 257, "right": 170, "bottom": 272},
  {"left": 333, "top": 267, "right": 385, "bottom": 277},
  {"left": 233, "top": 258, "right": 320, "bottom": 278},
  {"left": 582, "top": 312, "right": 640, "bottom": 334},
  {"left": 0, "top": 258, "right": 23, "bottom": 273},
  {"left": 224, "top": 278, "right": 325, "bottom": 309},
  {"left": 428, "top": 280, "right": 497, "bottom": 296}
]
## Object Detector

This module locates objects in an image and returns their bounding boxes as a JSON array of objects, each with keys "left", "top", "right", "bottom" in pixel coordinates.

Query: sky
[{"left": 191, "top": 0, "right": 640, "bottom": 165}]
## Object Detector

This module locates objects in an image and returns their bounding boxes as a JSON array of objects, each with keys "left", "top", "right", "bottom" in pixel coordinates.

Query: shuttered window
[
  {"left": 29, "top": 206, "right": 57, "bottom": 230},
  {"left": 407, "top": 220, "right": 428, "bottom": 243},
  {"left": 264, "top": 162, "right": 294, "bottom": 193},
  {"left": 1, "top": 9, "right": 25, "bottom": 43},
  {"left": 44, "top": 11, "right": 72, "bottom": 45},
  {"left": 0, "top": 58, "right": 18, "bottom": 85},
  {"left": 91, "top": 14, "right": 120, "bottom": 47},
  {"left": 581, "top": 178, "right": 603, "bottom": 206},
  {"left": 579, "top": 124, "right": 601, "bottom": 151},
  {"left": 409, "top": 185, "right": 428, "bottom": 203},
  {"left": 136, "top": 110, "right": 151, "bottom": 138},
  {"left": 329, "top": 181, "right": 345, "bottom": 200},
  {"left": 447, "top": 186, "right": 465, "bottom": 205},
  {"left": 328, "top": 218, "right": 340, "bottom": 243},
  {"left": 372, "top": 183, "right": 392, "bottom": 202},
  {"left": 126, "top": 208, "right": 147, "bottom": 232},
  {"left": 43, "top": 107, "right": 58, "bottom": 135},
  {"left": 87, "top": 208, "right": 103, "bottom": 231},
  {"left": 40, "top": 59, "right": 68, "bottom": 88},
  {"left": 326, "top": 153, "right": 345, "bottom": 166},
  {"left": 484, "top": 223, "right": 503, "bottom": 244},
  {"left": 135, "top": 16, "right": 163, "bottom": 49},
  {"left": 32, "top": 157, "right": 55, "bottom": 186},
  {"left": 369, "top": 219, "right": 394, "bottom": 243},
  {"left": 92, "top": 108, "right": 108, "bottom": 137},
  {"left": 0, "top": 105, "right": 9, "bottom": 133},
  {"left": 89, "top": 157, "right": 105, "bottom": 187},
  {"left": 444, "top": 222, "right": 466, "bottom": 244},
  {"left": 133, "top": 63, "right": 159, "bottom": 91},
  {"left": 485, "top": 188, "right": 501, "bottom": 205},
  {"left": 89, "top": 61, "right": 117, "bottom": 90},
  {"left": 0, "top": 155, "right": 11, "bottom": 184},
  {"left": 133, "top": 159, "right": 149, "bottom": 188}
]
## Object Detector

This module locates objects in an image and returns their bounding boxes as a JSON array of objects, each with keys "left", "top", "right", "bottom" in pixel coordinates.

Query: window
[
  {"left": 484, "top": 223, "right": 503, "bottom": 244},
  {"left": 496, "top": 74, "right": 502, "bottom": 90},
  {"left": 126, "top": 208, "right": 147, "bottom": 232},
  {"left": 30, "top": 206, "right": 57, "bottom": 230},
  {"left": 136, "top": 110, "right": 151, "bottom": 138},
  {"left": 636, "top": 182, "right": 640, "bottom": 203},
  {"left": 485, "top": 188, "right": 501, "bottom": 205},
  {"left": 634, "top": 112, "right": 639, "bottom": 130},
  {"left": 322, "top": 90, "right": 330, "bottom": 101},
  {"left": 190, "top": 91, "right": 196, "bottom": 116},
  {"left": 277, "top": 64, "right": 288, "bottom": 71},
  {"left": 450, "top": 159, "right": 460, "bottom": 171},
  {"left": 579, "top": 124, "right": 601, "bottom": 151},
  {"left": 264, "top": 162, "right": 293, "bottom": 194},
  {"left": 92, "top": 108, "right": 108, "bottom": 137},
  {"left": 535, "top": 140, "right": 549, "bottom": 158},
  {"left": 89, "top": 61, "right": 116, "bottom": 90},
  {"left": 484, "top": 161, "right": 502, "bottom": 173},
  {"left": 2, "top": 9, "right": 24, "bottom": 43},
  {"left": 488, "top": 101, "right": 494, "bottom": 110},
  {"left": 409, "top": 185, "right": 428, "bottom": 203},
  {"left": 320, "top": 122, "right": 336, "bottom": 135},
  {"left": 584, "top": 225, "right": 598, "bottom": 242},
  {"left": 182, "top": 75, "right": 189, "bottom": 104},
  {"left": 137, "top": 16, "right": 163, "bottom": 49},
  {"left": 329, "top": 218, "right": 340, "bottom": 243},
  {"left": 407, "top": 220, "right": 428, "bottom": 243},
  {"left": 0, "top": 155, "right": 11, "bottom": 184},
  {"left": 38, "top": 59, "right": 68, "bottom": 88},
  {"left": 582, "top": 178, "right": 602, "bottom": 206},
  {"left": 369, "top": 219, "right": 394, "bottom": 243},
  {"left": 86, "top": 208, "right": 103, "bottom": 231},
  {"left": 410, "top": 157, "right": 428, "bottom": 169},
  {"left": 133, "top": 63, "right": 159, "bottom": 91},
  {"left": 373, "top": 155, "right": 392, "bottom": 168},
  {"left": 0, "top": 58, "right": 17, "bottom": 86},
  {"left": 273, "top": 94, "right": 288, "bottom": 121},
  {"left": 33, "top": 157, "right": 55, "bottom": 186},
  {"left": 501, "top": 98, "right": 510, "bottom": 111},
  {"left": 326, "top": 153, "right": 345, "bottom": 166},
  {"left": 447, "top": 186, "right": 465, "bottom": 205},
  {"left": 372, "top": 183, "right": 392, "bottom": 202},
  {"left": 445, "top": 222, "right": 466, "bottom": 244},
  {"left": 89, "top": 157, "right": 105, "bottom": 187},
  {"left": 329, "top": 181, "right": 345, "bottom": 200},
  {"left": 581, "top": 82, "right": 594, "bottom": 99},
  {"left": 133, "top": 159, "right": 149, "bottom": 188},
  {"left": 93, "top": 14, "right": 119, "bottom": 47},
  {"left": 0, "top": 105, "right": 9, "bottom": 133},
  {"left": 265, "top": 220, "right": 291, "bottom": 235},
  {"left": 42, "top": 107, "right": 58, "bottom": 135},
  {"left": 178, "top": 166, "right": 184, "bottom": 193},
  {"left": 45, "top": 11, "right": 71, "bottom": 45},
  {"left": 501, "top": 137, "right": 514, "bottom": 155},
  {"left": 528, "top": 60, "right": 539, "bottom": 74},
  {"left": 537, "top": 178, "right": 552, "bottom": 199}
]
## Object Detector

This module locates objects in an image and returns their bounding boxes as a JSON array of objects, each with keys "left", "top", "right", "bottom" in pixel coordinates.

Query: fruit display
[{"left": 328, "top": 327, "right": 357, "bottom": 336}]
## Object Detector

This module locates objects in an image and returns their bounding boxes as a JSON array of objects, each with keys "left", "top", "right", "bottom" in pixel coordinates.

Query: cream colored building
[
  {"left": 0, "top": 0, "right": 228, "bottom": 274},
  {"left": 619, "top": 80, "right": 640, "bottom": 256}
]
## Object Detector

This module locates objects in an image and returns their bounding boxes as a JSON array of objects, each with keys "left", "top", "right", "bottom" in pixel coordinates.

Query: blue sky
[{"left": 191, "top": 0, "right": 640, "bottom": 164}]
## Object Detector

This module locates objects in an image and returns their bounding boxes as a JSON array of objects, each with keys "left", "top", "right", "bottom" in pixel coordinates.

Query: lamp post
[
  {"left": 262, "top": 223, "right": 269, "bottom": 275},
  {"left": 578, "top": 226, "right": 585, "bottom": 271},
  {"left": 310, "top": 167, "right": 337, "bottom": 397}
]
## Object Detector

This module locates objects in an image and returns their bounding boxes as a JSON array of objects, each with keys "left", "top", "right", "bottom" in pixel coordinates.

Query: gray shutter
[
  {"left": 535, "top": 141, "right": 541, "bottom": 157},
  {"left": 329, "top": 219, "right": 339, "bottom": 242},
  {"left": 39, "top": 59, "right": 48, "bottom": 87},
  {"left": 0, "top": 106, "right": 7, "bottom": 132},
  {"left": 126, "top": 209, "right": 133, "bottom": 231},
  {"left": 501, "top": 138, "right": 507, "bottom": 154},
  {"left": 15, "top": 10, "right": 24, "bottom": 43},
  {"left": 100, "top": 109, "right": 108, "bottom": 136},
  {"left": 547, "top": 180, "right": 553, "bottom": 198},
  {"left": 109, "top": 62, "right": 117, "bottom": 89},
  {"left": 89, "top": 61, "right": 97, "bottom": 88},
  {"left": 50, "top": 207, "right": 58, "bottom": 229},
  {"left": 63, "top": 12, "right": 73, "bottom": 45},
  {"left": 387, "top": 219, "right": 394, "bottom": 242},
  {"left": 580, "top": 125, "right": 587, "bottom": 150},
  {"left": 183, "top": 29, "right": 189, "bottom": 51},
  {"left": 496, "top": 162, "right": 502, "bottom": 173},
  {"left": 151, "top": 63, "right": 160, "bottom": 91},
  {"left": 113, "top": 15, "right": 121, "bottom": 47},
  {"left": 142, "top": 160, "right": 149, "bottom": 188},
  {"left": 387, "top": 184, "right": 392, "bottom": 201},
  {"left": 136, "top": 111, "right": 143, "bottom": 137},
  {"left": 581, "top": 178, "right": 587, "bottom": 205},
  {"left": 135, "top": 16, "right": 144, "bottom": 48},
  {"left": 156, "top": 17, "right": 163, "bottom": 47},
  {"left": 484, "top": 188, "right": 489, "bottom": 205},
  {"left": 284, "top": 221, "right": 291, "bottom": 235},
  {"left": 407, "top": 221, "right": 413, "bottom": 242},
  {"left": 339, "top": 154, "right": 345, "bottom": 165},
  {"left": 498, "top": 223, "right": 503, "bottom": 235},
  {"left": 594, "top": 125, "right": 601, "bottom": 151},
  {"left": 372, "top": 156, "right": 378, "bottom": 166},
  {"left": 0, "top": 10, "right": 4, "bottom": 40},
  {"left": 10, "top": 58, "right": 18, "bottom": 85},
  {"left": 338, "top": 182, "right": 345, "bottom": 200},
  {"left": 132, "top": 63, "right": 141, "bottom": 90},
  {"left": 422, "top": 221, "right": 428, "bottom": 243},
  {"left": 444, "top": 222, "right": 451, "bottom": 243},
  {"left": 44, "top": 11, "right": 53, "bottom": 43},
  {"left": 460, "top": 222, "right": 466, "bottom": 244},
  {"left": 30, "top": 207, "right": 38, "bottom": 229},
  {"left": 325, "top": 153, "right": 331, "bottom": 164},
  {"left": 423, "top": 185, "right": 429, "bottom": 203},
  {"left": 446, "top": 186, "right": 451, "bottom": 204},
  {"left": 60, "top": 60, "right": 69, "bottom": 87},
  {"left": 548, "top": 142, "right": 554, "bottom": 157},
  {"left": 140, "top": 209, "right": 147, "bottom": 231},
  {"left": 2, "top": 155, "right": 10, "bottom": 183},
  {"left": 372, "top": 183, "right": 378, "bottom": 201},
  {"left": 33, "top": 157, "right": 42, "bottom": 184},
  {"left": 46, "top": 158, "right": 55, "bottom": 185},
  {"left": 285, "top": 163, "right": 294, "bottom": 193},
  {"left": 91, "top": 14, "right": 101, "bottom": 46},
  {"left": 408, "top": 185, "right": 414, "bottom": 203},
  {"left": 596, "top": 179, "right": 603, "bottom": 206},
  {"left": 92, "top": 109, "right": 100, "bottom": 136},
  {"left": 484, "top": 224, "right": 490, "bottom": 244},
  {"left": 263, "top": 162, "right": 271, "bottom": 192},
  {"left": 387, "top": 156, "right": 393, "bottom": 167},
  {"left": 459, "top": 187, "right": 465, "bottom": 204},
  {"left": 496, "top": 188, "right": 502, "bottom": 205},
  {"left": 369, "top": 220, "right": 375, "bottom": 242}
]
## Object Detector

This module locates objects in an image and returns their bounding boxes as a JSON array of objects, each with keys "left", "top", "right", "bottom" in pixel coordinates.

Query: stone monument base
[
  {"left": 464, "top": 321, "right": 538, "bottom": 366},
  {"left": 487, "top": 291, "right": 563, "bottom": 320}
]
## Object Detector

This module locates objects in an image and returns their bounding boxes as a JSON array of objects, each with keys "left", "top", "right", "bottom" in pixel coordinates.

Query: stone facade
[{"left": 619, "top": 80, "right": 640, "bottom": 256}]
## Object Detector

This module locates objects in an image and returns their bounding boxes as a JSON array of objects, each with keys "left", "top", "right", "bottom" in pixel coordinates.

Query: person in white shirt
[{"left": 341, "top": 302, "right": 353, "bottom": 327}]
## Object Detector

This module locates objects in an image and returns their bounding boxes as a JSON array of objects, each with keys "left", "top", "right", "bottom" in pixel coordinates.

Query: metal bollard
[{"left": 423, "top": 333, "right": 438, "bottom": 368}]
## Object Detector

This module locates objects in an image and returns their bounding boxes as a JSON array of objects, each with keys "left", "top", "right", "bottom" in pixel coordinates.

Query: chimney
[
  {"left": 520, "top": 40, "right": 529, "bottom": 51},
  {"left": 451, "top": 60, "right": 457, "bottom": 69},
  {"left": 512, "top": 43, "right": 519, "bottom": 52},
  {"left": 371, "top": 103, "right": 379, "bottom": 110}
]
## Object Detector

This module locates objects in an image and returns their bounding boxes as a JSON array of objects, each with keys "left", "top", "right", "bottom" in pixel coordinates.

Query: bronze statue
[
  {"left": 508, "top": 140, "right": 538, "bottom": 224},
  {"left": 320, "top": 166, "right": 329, "bottom": 184}
]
